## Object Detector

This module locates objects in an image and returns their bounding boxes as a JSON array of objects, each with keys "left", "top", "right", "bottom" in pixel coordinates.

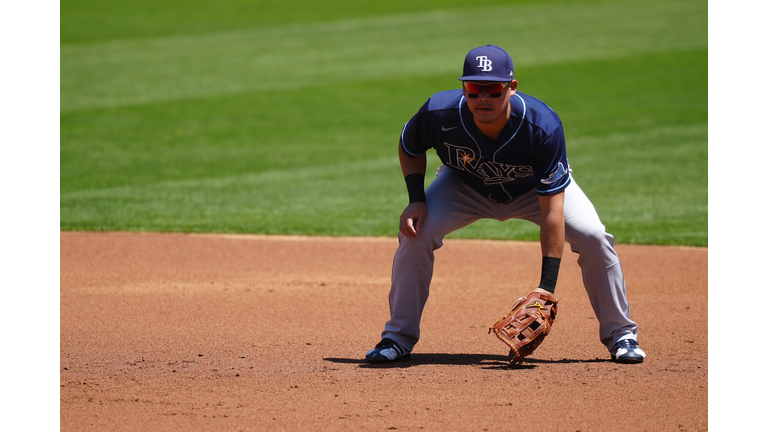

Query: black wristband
[
  {"left": 538, "top": 256, "right": 561, "bottom": 293},
  {"left": 404, "top": 173, "right": 426, "bottom": 203}
]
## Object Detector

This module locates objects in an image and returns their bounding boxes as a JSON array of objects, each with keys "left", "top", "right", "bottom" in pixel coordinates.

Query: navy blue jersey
[{"left": 400, "top": 89, "right": 571, "bottom": 203}]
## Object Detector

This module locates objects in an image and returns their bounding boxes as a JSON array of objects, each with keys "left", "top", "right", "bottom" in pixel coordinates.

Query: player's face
[{"left": 463, "top": 80, "right": 518, "bottom": 125}]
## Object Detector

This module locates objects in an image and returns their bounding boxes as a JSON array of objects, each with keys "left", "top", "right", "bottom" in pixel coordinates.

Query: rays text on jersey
[{"left": 443, "top": 142, "right": 533, "bottom": 184}]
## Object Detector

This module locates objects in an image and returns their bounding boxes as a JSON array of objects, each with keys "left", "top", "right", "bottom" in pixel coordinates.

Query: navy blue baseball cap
[{"left": 459, "top": 45, "right": 514, "bottom": 82}]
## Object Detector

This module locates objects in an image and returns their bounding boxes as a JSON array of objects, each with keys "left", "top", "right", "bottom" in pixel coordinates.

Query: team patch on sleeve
[
  {"left": 537, "top": 160, "right": 571, "bottom": 195},
  {"left": 540, "top": 162, "right": 568, "bottom": 185}
]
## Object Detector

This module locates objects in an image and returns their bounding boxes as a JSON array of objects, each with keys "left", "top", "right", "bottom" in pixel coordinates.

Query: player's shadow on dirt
[
  {"left": 325, "top": 353, "right": 508, "bottom": 369},
  {"left": 324, "top": 354, "right": 611, "bottom": 369}
]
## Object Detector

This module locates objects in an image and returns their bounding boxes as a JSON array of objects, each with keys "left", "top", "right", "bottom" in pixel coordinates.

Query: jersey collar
[{"left": 459, "top": 94, "right": 525, "bottom": 160}]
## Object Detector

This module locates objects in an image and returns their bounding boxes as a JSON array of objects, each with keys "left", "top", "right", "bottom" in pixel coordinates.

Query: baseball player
[{"left": 365, "top": 45, "right": 646, "bottom": 364}]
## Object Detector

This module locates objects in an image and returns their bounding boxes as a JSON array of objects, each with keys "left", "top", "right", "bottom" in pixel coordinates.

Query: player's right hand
[{"left": 399, "top": 202, "right": 428, "bottom": 238}]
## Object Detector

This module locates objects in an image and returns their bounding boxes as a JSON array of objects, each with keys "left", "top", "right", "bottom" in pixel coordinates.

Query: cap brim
[{"left": 459, "top": 75, "right": 512, "bottom": 82}]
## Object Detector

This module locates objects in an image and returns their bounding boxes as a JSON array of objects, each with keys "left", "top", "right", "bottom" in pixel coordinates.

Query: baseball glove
[{"left": 489, "top": 291, "right": 558, "bottom": 364}]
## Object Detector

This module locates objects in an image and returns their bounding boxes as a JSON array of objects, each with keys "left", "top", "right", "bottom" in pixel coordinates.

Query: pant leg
[
  {"left": 560, "top": 180, "right": 638, "bottom": 349},
  {"left": 382, "top": 167, "right": 494, "bottom": 351}
]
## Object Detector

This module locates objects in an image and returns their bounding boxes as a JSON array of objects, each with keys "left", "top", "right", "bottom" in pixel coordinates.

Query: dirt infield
[{"left": 60, "top": 231, "right": 707, "bottom": 431}]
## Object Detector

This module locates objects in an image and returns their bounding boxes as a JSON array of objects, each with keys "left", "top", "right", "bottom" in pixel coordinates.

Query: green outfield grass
[{"left": 60, "top": 0, "right": 707, "bottom": 246}]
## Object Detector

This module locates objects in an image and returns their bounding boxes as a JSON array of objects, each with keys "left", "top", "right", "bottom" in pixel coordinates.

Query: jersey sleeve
[
  {"left": 400, "top": 99, "right": 433, "bottom": 156},
  {"left": 535, "top": 124, "right": 571, "bottom": 195}
]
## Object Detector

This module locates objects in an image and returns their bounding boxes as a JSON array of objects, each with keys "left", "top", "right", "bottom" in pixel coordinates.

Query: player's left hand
[{"left": 399, "top": 202, "right": 428, "bottom": 238}]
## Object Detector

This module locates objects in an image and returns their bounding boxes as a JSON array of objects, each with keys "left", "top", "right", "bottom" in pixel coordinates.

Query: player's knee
[
  {"left": 399, "top": 229, "right": 443, "bottom": 251},
  {"left": 567, "top": 224, "right": 612, "bottom": 254}
]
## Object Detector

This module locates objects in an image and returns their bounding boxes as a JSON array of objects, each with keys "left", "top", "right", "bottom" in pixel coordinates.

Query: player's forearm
[
  {"left": 399, "top": 140, "right": 428, "bottom": 203},
  {"left": 538, "top": 193, "right": 564, "bottom": 259},
  {"left": 537, "top": 193, "right": 564, "bottom": 293},
  {"left": 539, "top": 216, "right": 564, "bottom": 259},
  {"left": 537, "top": 219, "right": 564, "bottom": 294}
]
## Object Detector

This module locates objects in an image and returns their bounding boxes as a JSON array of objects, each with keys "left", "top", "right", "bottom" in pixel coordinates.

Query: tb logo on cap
[{"left": 476, "top": 56, "right": 493, "bottom": 71}]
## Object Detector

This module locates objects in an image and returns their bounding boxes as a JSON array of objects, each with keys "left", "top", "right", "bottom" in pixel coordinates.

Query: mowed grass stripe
[
  {"left": 59, "top": 156, "right": 410, "bottom": 235},
  {"left": 61, "top": 0, "right": 706, "bottom": 111},
  {"left": 61, "top": 124, "right": 706, "bottom": 244},
  {"left": 60, "top": 157, "right": 402, "bottom": 199},
  {"left": 60, "top": 124, "right": 705, "bottom": 200},
  {"left": 60, "top": 0, "right": 583, "bottom": 44}
]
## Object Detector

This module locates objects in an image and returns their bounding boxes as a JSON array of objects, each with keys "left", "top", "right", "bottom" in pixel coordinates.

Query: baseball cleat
[
  {"left": 365, "top": 338, "right": 411, "bottom": 363},
  {"left": 610, "top": 339, "right": 646, "bottom": 364}
]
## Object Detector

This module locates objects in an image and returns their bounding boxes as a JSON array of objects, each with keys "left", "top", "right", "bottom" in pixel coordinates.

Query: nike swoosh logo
[{"left": 441, "top": 125, "right": 458, "bottom": 131}]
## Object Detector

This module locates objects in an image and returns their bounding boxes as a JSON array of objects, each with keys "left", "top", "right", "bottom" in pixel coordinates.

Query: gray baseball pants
[{"left": 381, "top": 166, "right": 638, "bottom": 352}]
